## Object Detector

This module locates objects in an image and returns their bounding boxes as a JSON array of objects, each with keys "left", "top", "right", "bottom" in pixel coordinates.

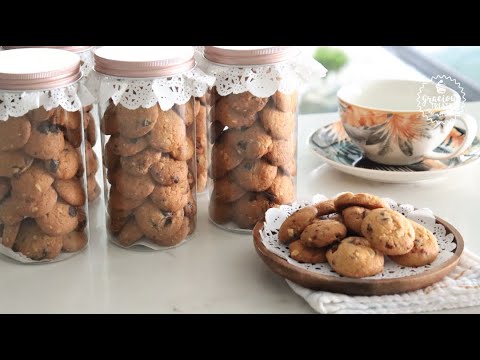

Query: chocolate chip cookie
[
  {"left": 116, "top": 170, "right": 155, "bottom": 201},
  {"left": 273, "top": 91, "right": 298, "bottom": 113},
  {"left": 334, "top": 192, "right": 389, "bottom": 212},
  {"left": 233, "top": 192, "right": 273, "bottom": 229},
  {"left": 147, "top": 109, "right": 186, "bottom": 152},
  {"left": 0, "top": 151, "right": 33, "bottom": 177},
  {"left": 265, "top": 172, "right": 295, "bottom": 204},
  {"left": 232, "top": 159, "right": 277, "bottom": 192},
  {"left": 278, "top": 206, "right": 318, "bottom": 244},
  {"left": 326, "top": 237, "right": 384, "bottom": 278},
  {"left": 300, "top": 219, "right": 347, "bottom": 248},
  {"left": 0, "top": 116, "right": 32, "bottom": 151},
  {"left": 361, "top": 208, "right": 415, "bottom": 256},
  {"left": 390, "top": 220, "right": 439, "bottom": 267},
  {"left": 150, "top": 156, "right": 188, "bottom": 186},
  {"left": 116, "top": 104, "right": 158, "bottom": 138},
  {"left": 150, "top": 181, "right": 189, "bottom": 212},
  {"left": 342, "top": 206, "right": 371, "bottom": 234},
  {"left": 117, "top": 218, "right": 144, "bottom": 247},
  {"left": 260, "top": 105, "right": 296, "bottom": 140},
  {"left": 134, "top": 200, "right": 185, "bottom": 246},
  {"left": 120, "top": 148, "right": 162, "bottom": 177},
  {"left": 62, "top": 231, "right": 88, "bottom": 252},
  {"left": 212, "top": 177, "right": 246, "bottom": 203},
  {"left": 45, "top": 142, "right": 80, "bottom": 180},
  {"left": 13, "top": 219, "right": 63, "bottom": 260},
  {"left": 24, "top": 121, "right": 65, "bottom": 160},
  {"left": 35, "top": 201, "right": 79, "bottom": 236},
  {"left": 289, "top": 240, "right": 327, "bottom": 264}
]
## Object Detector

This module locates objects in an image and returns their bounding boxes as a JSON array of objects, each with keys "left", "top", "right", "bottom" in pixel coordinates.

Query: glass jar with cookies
[
  {"left": 89, "top": 46, "right": 214, "bottom": 249},
  {"left": 2, "top": 46, "right": 100, "bottom": 202},
  {"left": 198, "top": 46, "right": 327, "bottom": 232},
  {"left": 0, "top": 48, "right": 90, "bottom": 263}
]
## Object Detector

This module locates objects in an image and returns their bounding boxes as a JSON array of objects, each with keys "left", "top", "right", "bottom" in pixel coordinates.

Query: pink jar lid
[
  {"left": 2, "top": 46, "right": 93, "bottom": 53},
  {"left": 0, "top": 48, "right": 82, "bottom": 91},
  {"left": 203, "top": 46, "right": 299, "bottom": 65},
  {"left": 94, "top": 46, "right": 196, "bottom": 78}
]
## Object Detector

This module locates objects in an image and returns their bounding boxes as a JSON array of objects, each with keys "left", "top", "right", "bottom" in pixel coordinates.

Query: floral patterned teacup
[{"left": 338, "top": 79, "right": 478, "bottom": 165}]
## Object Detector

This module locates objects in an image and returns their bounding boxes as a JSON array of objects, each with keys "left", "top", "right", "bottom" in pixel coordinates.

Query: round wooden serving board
[{"left": 253, "top": 217, "right": 464, "bottom": 296}]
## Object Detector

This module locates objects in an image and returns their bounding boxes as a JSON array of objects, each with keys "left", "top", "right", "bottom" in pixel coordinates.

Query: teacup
[{"left": 337, "top": 79, "right": 478, "bottom": 165}]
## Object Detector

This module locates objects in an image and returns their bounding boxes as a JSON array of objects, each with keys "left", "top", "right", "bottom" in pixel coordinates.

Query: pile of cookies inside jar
[
  {"left": 278, "top": 192, "right": 439, "bottom": 278},
  {"left": 0, "top": 48, "right": 90, "bottom": 262},
  {"left": 94, "top": 46, "right": 211, "bottom": 249},
  {"left": 200, "top": 46, "right": 309, "bottom": 232}
]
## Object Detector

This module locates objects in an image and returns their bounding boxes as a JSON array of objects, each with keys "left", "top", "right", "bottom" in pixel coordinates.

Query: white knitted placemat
[{"left": 286, "top": 249, "right": 480, "bottom": 314}]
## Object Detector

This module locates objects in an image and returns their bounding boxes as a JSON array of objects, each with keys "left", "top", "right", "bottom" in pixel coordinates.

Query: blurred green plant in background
[
  {"left": 313, "top": 47, "right": 349, "bottom": 73},
  {"left": 300, "top": 47, "right": 349, "bottom": 114}
]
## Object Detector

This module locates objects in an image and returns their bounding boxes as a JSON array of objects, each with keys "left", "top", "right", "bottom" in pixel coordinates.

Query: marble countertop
[{"left": 1, "top": 103, "right": 480, "bottom": 314}]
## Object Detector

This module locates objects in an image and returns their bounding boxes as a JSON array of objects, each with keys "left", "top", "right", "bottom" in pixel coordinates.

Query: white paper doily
[
  {"left": 109, "top": 234, "right": 191, "bottom": 251},
  {"left": 0, "top": 81, "right": 95, "bottom": 121},
  {"left": 196, "top": 48, "right": 327, "bottom": 98},
  {"left": 0, "top": 243, "right": 85, "bottom": 264},
  {"left": 260, "top": 194, "right": 456, "bottom": 279},
  {"left": 86, "top": 67, "right": 215, "bottom": 112},
  {"left": 78, "top": 48, "right": 94, "bottom": 78}
]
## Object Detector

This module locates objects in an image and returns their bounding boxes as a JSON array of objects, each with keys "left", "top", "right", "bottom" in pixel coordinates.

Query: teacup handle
[{"left": 423, "top": 113, "right": 478, "bottom": 160}]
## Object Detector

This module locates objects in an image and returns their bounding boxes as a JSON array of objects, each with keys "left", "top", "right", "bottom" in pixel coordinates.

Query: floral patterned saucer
[{"left": 308, "top": 121, "right": 480, "bottom": 183}]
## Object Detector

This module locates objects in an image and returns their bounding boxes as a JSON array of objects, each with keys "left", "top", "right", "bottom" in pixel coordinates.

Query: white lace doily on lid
[
  {"left": 0, "top": 48, "right": 92, "bottom": 121},
  {"left": 88, "top": 46, "right": 215, "bottom": 112},
  {"left": 260, "top": 194, "right": 456, "bottom": 279},
  {"left": 198, "top": 46, "right": 327, "bottom": 98}
]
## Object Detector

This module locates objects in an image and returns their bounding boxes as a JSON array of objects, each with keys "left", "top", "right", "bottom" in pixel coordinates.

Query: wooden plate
[{"left": 253, "top": 216, "right": 464, "bottom": 296}]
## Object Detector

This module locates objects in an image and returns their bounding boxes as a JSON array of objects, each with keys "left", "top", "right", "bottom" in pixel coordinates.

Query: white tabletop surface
[{"left": 1, "top": 103, "right": 480, "bottom": 314}]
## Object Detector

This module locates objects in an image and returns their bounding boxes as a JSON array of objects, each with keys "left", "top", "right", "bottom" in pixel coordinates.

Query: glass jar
[
  {"left": 2, "top": 46, "right": 100, "bottom": 203},
  {"left": 0, "top": 48, "right": 89, "bottom": 263},
  {"left": 199, "top": 46, "right": 327, "bottom": 233},
  {"left": 195, "top": 95, "right": 208, "bottom": 193},
  {"left": 91, "top": 46, "right": 213, "bottom": 249}
]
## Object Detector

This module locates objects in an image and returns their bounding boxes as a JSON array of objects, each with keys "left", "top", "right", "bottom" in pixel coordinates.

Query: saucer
[{"left": 308, "top": 121, "right": 480, "bottom": 183}]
